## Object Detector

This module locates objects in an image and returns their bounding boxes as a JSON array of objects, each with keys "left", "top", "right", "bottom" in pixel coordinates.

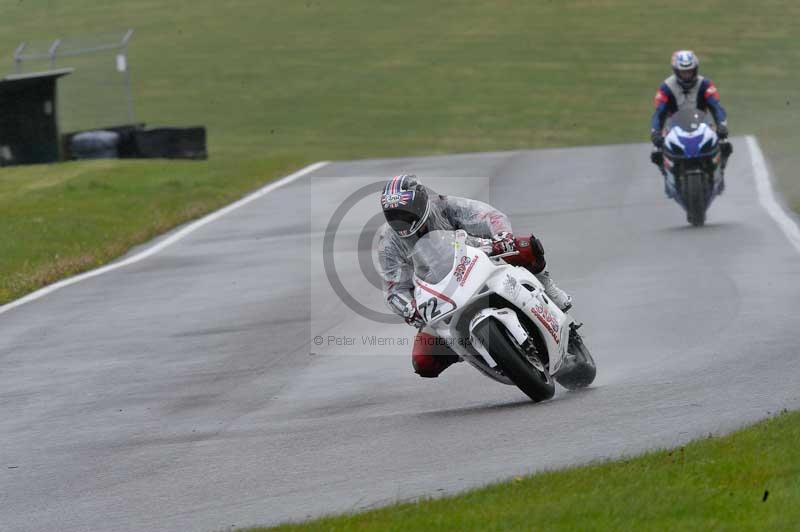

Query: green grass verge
[
  {"left": 0, "top": 0, "right": 798, "bottom": 303},
  {"left": 246, "top": 410, "right": 800, "bottom": 531},
  {"left": 0, "top": 156, "right": 306, "bottom": 302}
]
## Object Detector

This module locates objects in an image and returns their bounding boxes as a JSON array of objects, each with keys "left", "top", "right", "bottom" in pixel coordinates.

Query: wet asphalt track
[{"left": 2, "top": 139, "right": 799, "bottom": 531}]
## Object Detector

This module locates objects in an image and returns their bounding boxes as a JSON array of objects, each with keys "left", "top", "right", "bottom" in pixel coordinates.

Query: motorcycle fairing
[
  {"left": 413, "top": 230, "right": 573, "bottom": 380},
  {"left": 665, "top": 123, "right": 717, "bottom": 158}
]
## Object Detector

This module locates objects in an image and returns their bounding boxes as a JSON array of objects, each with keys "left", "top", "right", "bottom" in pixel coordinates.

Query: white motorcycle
[{"left": 411, "top": 229, "right": 596, "bottom": 402}]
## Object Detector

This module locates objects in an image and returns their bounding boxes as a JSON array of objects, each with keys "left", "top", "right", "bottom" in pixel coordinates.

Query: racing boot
[
  {"left": 663, "top": 177, "right": 674, "bottom": 199},
  {"left": 535, "top": 270, "right": 572, "bottom": 312}
]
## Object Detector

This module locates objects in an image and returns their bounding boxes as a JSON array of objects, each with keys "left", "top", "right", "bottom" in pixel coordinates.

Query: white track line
[
  {"left": 0, "top": 161, "right": 329, "bottom": 317},
  {"left": 747, "top": 136, "right": 800, "bottom": 253}
]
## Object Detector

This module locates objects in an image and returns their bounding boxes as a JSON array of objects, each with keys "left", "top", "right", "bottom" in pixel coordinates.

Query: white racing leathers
[{"left": 377, "top": 195, "right": 571, "bottom": 317}]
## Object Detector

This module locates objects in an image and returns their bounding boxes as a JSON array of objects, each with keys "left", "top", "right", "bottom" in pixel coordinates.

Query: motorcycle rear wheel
[
  {"left": 554, "top": 330, "right": 596, "bottom": 390},
  {"left": 473, "top": 317, "right": 555, "bottom": 402}
]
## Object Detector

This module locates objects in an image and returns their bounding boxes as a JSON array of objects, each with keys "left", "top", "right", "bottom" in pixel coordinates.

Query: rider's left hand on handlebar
[
  {"left": 491, "top": 232, "right": 516, "bottom": 255},
  {"left": 399, "top": 298, "right": 425, "bottom": 328},
  {"left": 404, "top": 307, "right": 425, "bottom": 329},
  {"left": 387, "top": 292, "right": 425, "bottom": 328},
  {"left": 650, "top": 129, "right": 664, "bottom": 148},
  {"left": 717, "top": 121, "right": 729, "bottom": 140}
]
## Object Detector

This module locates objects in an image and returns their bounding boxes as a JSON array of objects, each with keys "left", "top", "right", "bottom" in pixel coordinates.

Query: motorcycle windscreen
[
  {"left": 666, "top": 107, "right": 712, "bottom": 133},
  {"left": 411, "top": 230, "right": 457, "bottom": 284}
]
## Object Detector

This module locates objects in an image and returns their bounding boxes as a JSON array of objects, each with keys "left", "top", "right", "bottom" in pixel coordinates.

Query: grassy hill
[{"left": 0, "top": 0, "right": 797, "bottom": 302}]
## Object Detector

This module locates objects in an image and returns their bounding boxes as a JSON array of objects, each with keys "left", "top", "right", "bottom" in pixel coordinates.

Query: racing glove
[
  {"left": 491, "top": 232, "right": 516, "bottom": 256},
  {"left": 650, "top": 129, "right": 664, "bottom": 148},
  {"left": 387, "top": 293, "right": 425, "bottom": 328}
]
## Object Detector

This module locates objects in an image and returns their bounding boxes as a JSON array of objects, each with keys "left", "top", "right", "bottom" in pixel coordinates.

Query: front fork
[{"left": 655, "top": 152, "right": 724, "bottom": 202}]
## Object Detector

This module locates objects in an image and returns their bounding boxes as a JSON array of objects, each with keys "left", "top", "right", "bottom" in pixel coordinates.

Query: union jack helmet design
[
  {"left": 671, "top": 50, "right": 700, "bottom": 89},
  {"left": 380, "top": 174, "right": 430, "bottom": 238}
]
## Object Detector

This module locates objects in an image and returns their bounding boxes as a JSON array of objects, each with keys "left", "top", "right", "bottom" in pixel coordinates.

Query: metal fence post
[
  {"left": 14, "top": 42, "right": 26, "bottom": 73},
  {"left": 48, "top": 38, "right": 62, "bottom": 69},
  {"left": 121, "top": 29, "right": 136, "bottom": 124}
]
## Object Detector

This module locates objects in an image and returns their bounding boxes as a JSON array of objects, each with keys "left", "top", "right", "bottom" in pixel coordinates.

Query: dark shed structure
[{"left": 0, "top": 68, "right": 72, "bottom": 166}]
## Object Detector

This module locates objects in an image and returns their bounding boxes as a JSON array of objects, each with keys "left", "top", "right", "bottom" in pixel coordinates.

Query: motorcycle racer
[
  {"left": 649, "top": 50, "right": 733, "bottom": 182},
  {"left": 377, "top": 174, "right": 573, "bottom": 378}
]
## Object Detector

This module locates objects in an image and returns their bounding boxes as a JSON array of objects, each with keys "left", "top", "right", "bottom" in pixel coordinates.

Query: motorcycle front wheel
[
  {"left": 684, "top": 172, "right": 708, "bottom": 227},
  {"left": 472, "top": 317, "right": 555, "bottom": 402}
]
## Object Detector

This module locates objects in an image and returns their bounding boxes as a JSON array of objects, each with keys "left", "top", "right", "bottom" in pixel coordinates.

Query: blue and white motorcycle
[{"left": 656, "top": 108, "right": 732, "bottom": 226}]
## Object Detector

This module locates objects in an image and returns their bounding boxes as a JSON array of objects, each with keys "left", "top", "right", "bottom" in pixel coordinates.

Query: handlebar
[{"left": 491, "top": 250, "right": 520, "bottom": 260}]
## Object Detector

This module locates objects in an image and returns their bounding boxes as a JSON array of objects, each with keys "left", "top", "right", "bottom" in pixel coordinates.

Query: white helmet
[{"left": 671, "top": 50, "right": 699, "bottom": 90}]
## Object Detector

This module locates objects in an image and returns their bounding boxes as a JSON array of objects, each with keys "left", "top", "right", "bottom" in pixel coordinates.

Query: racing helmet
[
  {"left": 671, "top": 50, "right": 699, "bottom": 90},
  {"left": 380, "top": 174, "right": 431, "bottom": 238}
]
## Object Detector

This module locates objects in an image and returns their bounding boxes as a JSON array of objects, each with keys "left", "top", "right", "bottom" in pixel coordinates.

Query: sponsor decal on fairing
[
  {"left": 531, "top": 303, "right": 560, "bottom": 343},
  {"left": 454, "top": 254, "right": 479, "bottom": 286},
  {"left": 453, "top": 255, "right": 470, "bottom": 284}
]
